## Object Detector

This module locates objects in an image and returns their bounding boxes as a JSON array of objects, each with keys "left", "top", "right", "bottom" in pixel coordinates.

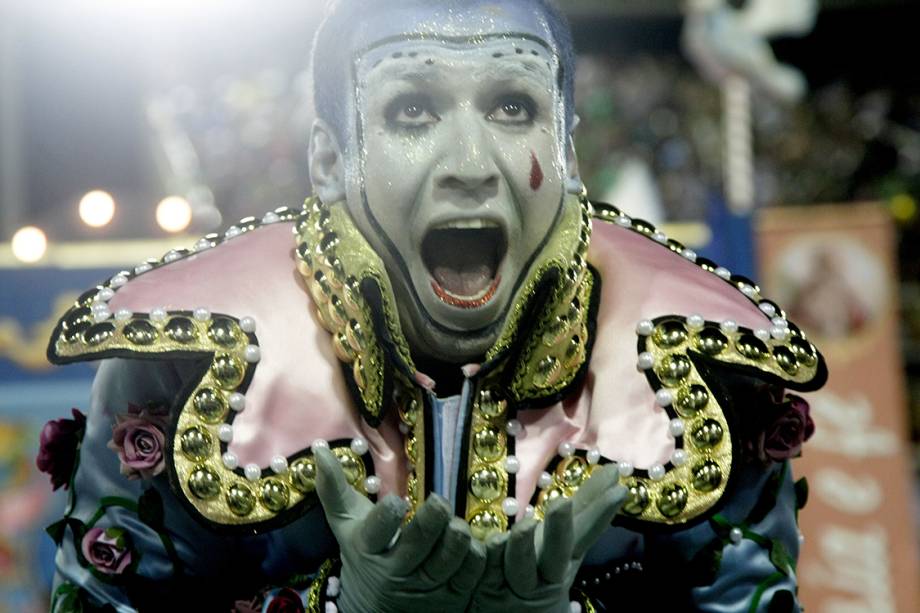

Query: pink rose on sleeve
[
  {"left": 81, "top": 527, "right": 133, "bottom": 575},
  {"left": 106, "top": 404, "right": 169, "bottom": 480}
]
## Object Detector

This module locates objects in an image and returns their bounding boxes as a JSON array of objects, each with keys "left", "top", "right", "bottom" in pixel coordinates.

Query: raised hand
[
  {"left": 470, "top": 464, "right": 627, "bottom": 613},
  {"left": 314, "top": 446, "right": 486, "bottom": 612}
]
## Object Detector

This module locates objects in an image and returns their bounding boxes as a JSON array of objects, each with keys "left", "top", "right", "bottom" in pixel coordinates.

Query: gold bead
[
  {"left": 559, "top": 457, "right": 588, "bottom": 487},
  {"left": 470, "top": 467, "right": 503, "bottom": 502},
  {"left": 335, "top": 450, "right": 364, "bottom": 485},
  {"left": 789, "top": 337, "right": 817, "bottom": 367},
  {"left": 211, "top": 353, "right": 244, "bottom": 389},
  {"left": 188, "top": 466, "right": 221, "bottom": 500},
  {"left": 345, "top": 320, "right": 365, "bottom": 352},
  {"left": 180, "top": 427, "right": 212, "bottom": 461},
  {"left": 736, "top": 334, "right": 767, "bottom": 361},
  {"left": 657, "top": 484, "right": 688, "bottom": 518},
  {"left": 533, "top": 356, "right": 562, "bottom": 388},
  {"left": 469, "top": 510, "right": 505, "bottom": 540},
  {"left": 478, "top": 393, "right": 506, "bottom": 419},
  {"left": 260, "top": 478, "right": 290, "bottom": 512},
  {"left": 165, "top": 317, "right": 198, "bottom": 344},
  {"left": 676, "top": 384, "right": 709, "bottom": 416},
  {"left": 694, "top": 328, "right": 728, "bottom": 356},
  {"left": 621, "top": 480, "right": 650, "bottom": 516},
  {"left": 290, "top": 458, "right": 317, "bottom": 493},
  {"left": 692, "top": 460, "right": 723, "bottom": 492},
  {"left": 226, "top": 483, "right": 256, "bottom": 516},
  {"left": 473, "top": 428, "right": 505, "bottom": 462},
  {"left": 124, "top": 320, "right": 158, "bottom": 345},
  {"left": 399, "top": 397, "right": 419, "bottom": 426},
  {"left": 772, "top": 345, "right": 799, "bottom": 375},
  {"left": 207, "top": 317, "right": 241, "bottom": 348},
  {"left": 352, "top": 357, "right": 366, "bottom": 391},
  {"left": 84, "top": 322, "right": 116, "bottom": 346},
  {"left": 193, "top": 388, "right": 226, "bottom": 424},
  {"left": 62, "top": 306, "right": 93, "bottom": 342},
  {"left": 405, "top": 435, "right": 418, "bottom": 463},
  {"left": 653, "top": 321, "right": 688, "bottom": 348},
  {"left": 327, "top": 295, "right": 348, "bottom": 327},
  {"left": 333, "top": 332, "right": 356, "bottom": 362},
  {"left": 691, "top": 419, "right": 724, "bottom": 449},
  {"left": 655, "top": 354, "right": 692, "bottom": 386}
]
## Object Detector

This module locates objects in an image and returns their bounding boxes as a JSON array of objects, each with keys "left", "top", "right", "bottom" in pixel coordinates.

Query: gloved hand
[
  {"left": 314, "top": 446, "right": 486, "bottom": 612},
  {"left": 470, "top": 464, "right": 627, "bottom": 613}
]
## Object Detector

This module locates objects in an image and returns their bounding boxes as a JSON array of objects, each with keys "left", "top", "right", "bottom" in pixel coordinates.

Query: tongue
[{"left": 433, "top": 263, "right": 494, "bottom": 296}]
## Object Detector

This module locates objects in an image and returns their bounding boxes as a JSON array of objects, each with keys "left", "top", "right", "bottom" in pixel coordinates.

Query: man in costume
[{"left": 40, "top": 1, "right": 825, "bottom": 611}]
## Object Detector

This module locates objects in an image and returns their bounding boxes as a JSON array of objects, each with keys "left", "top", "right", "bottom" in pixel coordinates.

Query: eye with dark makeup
[
  {"left": 385, "top": 93, "right": 440, "bottom": 130},
  {"left": 486, "top": 94, "right": 537, "bottom": 125}
]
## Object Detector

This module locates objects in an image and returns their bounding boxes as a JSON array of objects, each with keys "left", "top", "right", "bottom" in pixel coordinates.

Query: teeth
[{"left": 433, "top": 219, "right": 499, "bottom": 230}]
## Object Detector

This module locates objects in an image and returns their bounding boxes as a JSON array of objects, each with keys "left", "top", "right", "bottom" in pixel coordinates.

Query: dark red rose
[
  {"left": 761, "top": 395, "right": 815, "bottom": 461},
  {"left": 107, "top": 404, "right": 169, "bottom": 480},
  {"left": 36, "top": 408, "right": 86, "bottom": 490},
  {"left": 265, "top": 588, "right": 305, "bottom": 613}
]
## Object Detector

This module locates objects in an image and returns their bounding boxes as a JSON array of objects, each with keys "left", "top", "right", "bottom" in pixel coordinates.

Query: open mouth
[{"left": 421, "top": 221, "right": 507, "bottom": 309}]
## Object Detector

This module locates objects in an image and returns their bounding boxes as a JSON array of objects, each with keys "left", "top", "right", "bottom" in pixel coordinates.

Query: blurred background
[{"left": 1, "top": 0, "right": 918, "bottom": 610}]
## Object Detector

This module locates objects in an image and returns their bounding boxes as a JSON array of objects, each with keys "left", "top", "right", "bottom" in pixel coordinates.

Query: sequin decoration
[{"left": 465, "top": 387, "right": 511, "bottom": 539}]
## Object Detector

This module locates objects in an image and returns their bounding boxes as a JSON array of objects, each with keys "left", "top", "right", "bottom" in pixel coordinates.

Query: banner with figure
[{"left": 757, "top": 203, "right": 920, "bottom": 613}]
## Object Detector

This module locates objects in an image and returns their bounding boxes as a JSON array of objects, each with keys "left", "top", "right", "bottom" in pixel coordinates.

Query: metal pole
[
  {"left": 0, "top": 2, "right": 25, "bottom": 237},
  {"left": 722, "top": 75, "right": 755, "bottom": 215}
]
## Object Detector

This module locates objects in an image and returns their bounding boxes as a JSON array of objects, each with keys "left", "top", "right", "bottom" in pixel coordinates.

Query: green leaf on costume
[
  {"left": 53, "top": 581, "right": 84, "bottom": 613},
  {"left": 770, "top": 539, "right": 795, "bottom": 576},
  {"left": 794, "top": 477, "right": 809, "bottom": 511},
  {"left": 748, "top": 467, "right": 783, "bottom": 526},
  {"left": 46, "top": 518, "right": 68, "bottom": 545},
  {"left": 138, "top": 488, "right": 165, "bottom": 529}
]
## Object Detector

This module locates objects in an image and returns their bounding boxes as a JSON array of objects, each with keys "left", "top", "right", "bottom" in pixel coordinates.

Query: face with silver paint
[{"left": 311, "top": 3, "right": 576, "bottom": 363}]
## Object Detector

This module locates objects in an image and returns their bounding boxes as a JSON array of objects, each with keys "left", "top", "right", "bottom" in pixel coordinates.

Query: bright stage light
[
  {"left": 11, "top": 226, "right": 48, "bottom": 263},
  {"left": 156, "top": 196, "right": 192, "bottom": 233},
  {"left": 79, "top": 190, "right": 116, "bottom": 227}
]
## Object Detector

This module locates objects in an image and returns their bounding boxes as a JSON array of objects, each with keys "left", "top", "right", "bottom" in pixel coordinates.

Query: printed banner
[{"left": 758, "top": 203, "right": 920, "bottom": 613}]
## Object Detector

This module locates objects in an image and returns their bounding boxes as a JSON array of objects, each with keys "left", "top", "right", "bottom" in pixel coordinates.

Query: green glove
[
  {"left": 314, "top": 446, "right": 486, "bottom": 613},
  {"left": 470, "top": 464, "right": 627, "bottom": 613}
]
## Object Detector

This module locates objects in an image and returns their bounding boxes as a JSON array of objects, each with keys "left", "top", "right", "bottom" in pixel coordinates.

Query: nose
[{"left": 433, "top": 115, "right": 500, "bottom": 203}]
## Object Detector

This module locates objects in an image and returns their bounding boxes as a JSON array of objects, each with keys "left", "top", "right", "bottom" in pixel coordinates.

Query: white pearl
[
  {"left": 164, "top": 251, "right": 181, "bottom": 263},
  {"left": 135, "top": 263, "right": 153, "bottom": 275},
  {"left": 615, "top": 215, "right": 631, "bottom": 227},
  {"left": 364, "top": 475, "right": 381, "bottom": 494},
  {"left": 240, "top": 316, "right": 257, "bottom": 333},
  {"left": 715, "top": 266, "right": 732, "bottom": 280},
  {"left": 636, "top": 352, "right": 654, "bottom": 370},
  {"left": 741, "top": 285, "right": 757, "bottom": 298},
  {"left": 720, "top": 319, "right": 739, "bottom": 334},
  {"left": 506, "top": 419, "right": 523, "bottom": 437},
  {"left": 671, "top": 449, "right": 688, "bottom": 466},
  {"left": 398, "top": 422, "right": 410, "bottom": 434},
  {"left": 193, "top": 307, "right": 210, "bottom": 321},
  {"left": 682, "top": 249, "right": 697, "bottom": 262},
  {"left": 770, "top": 326, "right": 788, "bottom": 341},
  {"left": 326, "top": 575, "right": 341, "bottom": 598},
  {"left": 262, "top": 211, "right": 281, "bottom": 224},
  {"left": 92, "top": 308, "right": 112, "bottom": 323},
  {"left": 652, "top": 231, "right": 668, "bottom": 244},
  {"left": 504, "top": 455, "right": 520, "bottom": 474},
  {"left": 243, "top": 344, "right": 261, "bottom": 363},
  {"left": 687, "top": 314, "right": 705, "bottom": 329},
  {"left": 110, "top": 275, "right": 128, "bottom": 288},
  {"left": 225, "top": 226, "right": 242, "bottom": 238},
  {"left": 771, "top": 316, "right": 788, "bottom": 328},
  {"left": 669, "top": 418, "right": 685, "bottom": 437},
  {"left": 244, "top": 464, "right": 261, "bottom": 481},
  {"left": 501, "top": 497, "right": 519, "bottom": 517},
  {"left": 557, "top": 441, "right": 575, "bottom": 458},
  {"left": 222, "top": 451, "right": 239, "bottom": 469},
  {"left": 617, "top": 462, "right": 634, "bottom": 477},
  {"left": 730, "top": 527, "right": 743, "bottom": 544},
  {"left": 538, "top": 471, "right": 553, "bottom": 488},
  {"left": 92, "top": 301, "right": 110, "bottom": 314},
  {"left": 150, "top": 308, "right": 168, "bottom": 322},
  {"left": 114, "top": 309, "right": 132, "bottom": 322},
  {"left": 754, "top": 328, "right": 771, "bottom": 342},
  {"left": 229, "top": 393, "right": 246, "bottom": 412},
  {"left": 524, "top": 505, "right": 535, "bottom": 518},
  {"left": 635, "top": 319, "right": 654, "bottom": 336},
  {"left": 569, "top": 601, "right": 582, "bottom": 613},
  {"left": 798, "top": 531, "right": 805, "bottom": 545},
  {"left": 271, "top": 455, "right": 289, "bottom": 474},
  {"left": 218, "top": 424, "right": 233, "bottom": 442},
  {"left": 648, "top": 464, "right": 666, "bottom": 480},
  {"left": 350, "top": 437, "right": 369, "bottom": 456},
  {"left": 97, "top": 287, "right": 115, "bottom": 302},
  {"left": 655, "top": 389, "right": 674, "bottom": 407},
  {"left": 325, "top": 602, "right": 338, "bottom": 613},
  {"left": 586, "top": 448, "right": 601, "bottom": 465},
  {"left": 759, "top": 302, "right": 776, "bottom": 317},
  {"left": 311, "top": 439, "right": 329, "bottom": 452}
]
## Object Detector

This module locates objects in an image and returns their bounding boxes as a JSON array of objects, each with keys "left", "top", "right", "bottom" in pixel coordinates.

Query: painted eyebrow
[{"left": 471, "top": 61, "right": 553, "bottom": 89}]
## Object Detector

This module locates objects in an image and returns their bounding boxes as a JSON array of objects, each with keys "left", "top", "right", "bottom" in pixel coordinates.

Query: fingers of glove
[
  {"left": 572, "top": 466, "right": 627, "bottom": 558},
  {"left": 504, "top": 517, "right": 538, "bottom": 596},
  {"left": 450, "top": 536, "right": 487, "bottom": 593},
  {"left": 389, "top": 494, "right": 453, "bottom": 575},
  {"left": 315, "top": 446, "right": 371, "bottom": 525},
  {"left": 537, "top": 497, "right": 573, "bottom": 584},
  {"left": 422, "top": 517, "right": 474, "bottom": 584},
  {"left": 360, "top": 494, "right": 410, "bottom": 554}
]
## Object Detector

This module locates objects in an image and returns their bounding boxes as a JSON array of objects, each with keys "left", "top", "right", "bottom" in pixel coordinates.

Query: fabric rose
[
  {"left": 80, "top": 526, "right": 133, "bottom": 575},
  {"left": 265, "top": 587, "right": 306, "bottom": 613},
  {"left": 760, "top": 395, "right": 815, "bottom": 461},
  {"left": 107, "top": 404, "right": 169, "bottom": 480},
  {"left": 36, "top": 408, "right": 86, "bottom": 490}
]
